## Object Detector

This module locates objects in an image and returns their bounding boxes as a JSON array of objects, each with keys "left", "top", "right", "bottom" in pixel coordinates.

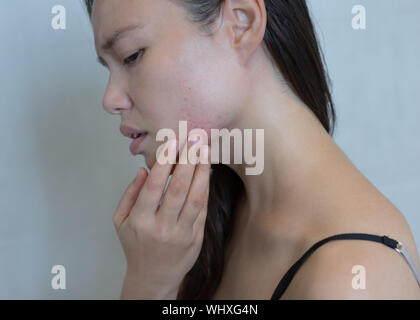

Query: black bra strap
[{"left": 270, "top": 233, "right": 399, "bottom": 300}]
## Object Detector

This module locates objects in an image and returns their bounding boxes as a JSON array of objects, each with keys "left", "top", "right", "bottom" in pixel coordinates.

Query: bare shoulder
[{"left": 280, "top": 209, "right": 420, "bottom": 300}]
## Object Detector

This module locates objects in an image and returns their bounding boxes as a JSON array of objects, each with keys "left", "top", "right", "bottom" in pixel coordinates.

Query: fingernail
[
  {"left": 157, "top": 140, "right": 175, "bottom": 164},
  {"left": 134, "top": 168, "right": 140, "bottom": 183},
  {"left": 190, "top": 134, "right": 200, "bottom": 145},
  {"left": 169, "top": 138, "right": 177, "bottom": 150},
  {"left": 198, "top": 145, "right": 209, "bottom": 164}
]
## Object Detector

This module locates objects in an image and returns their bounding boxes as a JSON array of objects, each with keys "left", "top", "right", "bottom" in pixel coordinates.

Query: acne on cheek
[
  {"left": 176, "top": 81, "right": 236, "bottom": 148},
  {"left": 174, "top": 87, "right": 212, "bottom": 135},
  {"left": 178, "top": 100, "right": 227, "bottom": 146},
  {"left": 178, "top": 106, "right": 211, "bottom": 134}
]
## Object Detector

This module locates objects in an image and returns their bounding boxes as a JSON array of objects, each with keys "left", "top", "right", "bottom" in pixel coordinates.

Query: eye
[{"left": 123, "top": 49, "right": 144, "bottom": 66}]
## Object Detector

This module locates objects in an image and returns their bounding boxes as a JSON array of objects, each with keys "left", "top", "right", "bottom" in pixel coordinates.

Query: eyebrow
[{"left": 96, "top": 23, "right": 144, "bottom": 66}]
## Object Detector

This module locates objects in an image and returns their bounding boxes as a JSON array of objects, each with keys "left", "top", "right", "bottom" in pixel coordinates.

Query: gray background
[{"left": 0, "top": 0, "right": 419, "bottom": 299}]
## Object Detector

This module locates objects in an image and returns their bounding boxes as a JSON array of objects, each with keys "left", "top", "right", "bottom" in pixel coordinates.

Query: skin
[
  {"left": 91, "top": 0, "right": 420, "bottom": 299},
  {"left": 92, "top": 0, "right": 242, "bottom": 169}
]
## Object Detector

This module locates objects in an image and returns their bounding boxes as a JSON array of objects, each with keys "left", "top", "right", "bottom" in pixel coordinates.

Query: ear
[{"left": 220, "top": 0, "right": 267, "bottom": 66}]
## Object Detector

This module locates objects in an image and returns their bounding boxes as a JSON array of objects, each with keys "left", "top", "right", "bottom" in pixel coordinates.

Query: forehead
[{"left": 91, "top": 0, "right": 160, "bottom": 46}]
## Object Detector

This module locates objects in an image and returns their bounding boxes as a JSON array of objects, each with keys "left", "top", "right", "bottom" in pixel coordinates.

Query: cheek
[
  {"left": 177, "top": 85, "right": 221, "bottom": 131},
  {"left": 173, "top": 62, "right": 240, "bottom": 137},
  {"left": 135, "top": 34, "right": 241, "bottom": 139},
  {"left": 141, "top": 64, "right": 236, "bottom": 138}
]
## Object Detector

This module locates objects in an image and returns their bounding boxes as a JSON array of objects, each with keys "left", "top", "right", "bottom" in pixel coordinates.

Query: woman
[{"left": 84, "top": 0, "right": 420, "bottom": 299}]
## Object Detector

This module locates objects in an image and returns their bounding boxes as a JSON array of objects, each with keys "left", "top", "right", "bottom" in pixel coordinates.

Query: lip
[
  {"left": 120, "top": 124, "right": 148, "bottom": 155},
  {"left": 129, "top": 133, "right": 148, "bottom": 155},
  {"left": 120, "top": 124, "right": 148, "bottom": 138}
]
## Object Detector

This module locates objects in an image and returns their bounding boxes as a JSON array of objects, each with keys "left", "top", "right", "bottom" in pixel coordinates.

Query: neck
[{"left": 224, "top": 65, "right": 372, "bottom": 244}]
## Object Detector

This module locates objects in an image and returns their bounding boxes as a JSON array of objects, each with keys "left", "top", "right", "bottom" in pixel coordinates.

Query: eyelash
[{"left": 123, "top": 49, "right": 144, "bottom": 66}]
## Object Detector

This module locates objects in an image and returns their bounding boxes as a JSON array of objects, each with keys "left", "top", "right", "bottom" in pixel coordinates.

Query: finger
[
  {"left": 192, "top": 176, "right": 210, "bottom": 239},
  {"left": 113, "top": 167, "right": 148, "bottom": 232},
  {"left": 131, "top": 138, "right": 178, "bottom": 218},
  {"left": 177, "top": 144, "right": 211, "bottom": 229},
  {"left": 157, "top": 135, "right": 201, "bottom": 226}
]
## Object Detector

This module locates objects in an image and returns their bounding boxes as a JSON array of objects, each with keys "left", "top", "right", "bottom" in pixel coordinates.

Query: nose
[{"left": 102, "top": 79, "right": 132, "bottom": 115}]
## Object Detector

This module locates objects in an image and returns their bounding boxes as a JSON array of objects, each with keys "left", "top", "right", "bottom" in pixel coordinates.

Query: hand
[{"left": 113, "top": 136, "right": 211, "bottom": 298}]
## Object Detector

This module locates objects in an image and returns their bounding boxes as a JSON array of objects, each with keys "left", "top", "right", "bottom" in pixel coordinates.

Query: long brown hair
[{"left": 84, "top": 0, "right": 336, "bottom": 299}]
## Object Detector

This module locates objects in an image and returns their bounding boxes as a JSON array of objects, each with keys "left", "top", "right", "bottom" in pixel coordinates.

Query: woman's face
[{"left": 91, "top": 0, "right": 248, "bottom": 169}]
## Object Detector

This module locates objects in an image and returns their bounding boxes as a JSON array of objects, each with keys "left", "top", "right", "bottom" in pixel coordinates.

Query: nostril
[
  {"left": 113, "top": 107, "right": 125, "bottom": 114},
  {"left": 108, "top": 109, "right": 120, "bottom": 115},
  {"left": 107, "top": 106, "right": 126, "bottom": 115}
]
